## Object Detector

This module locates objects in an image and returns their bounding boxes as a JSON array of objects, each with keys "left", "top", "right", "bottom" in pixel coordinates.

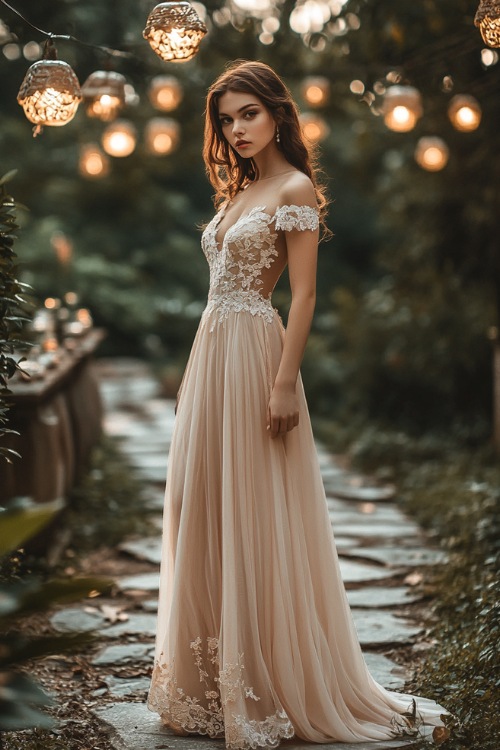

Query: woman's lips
[{"left": 235, "top": 141, "right": 250, "bottom": 148}]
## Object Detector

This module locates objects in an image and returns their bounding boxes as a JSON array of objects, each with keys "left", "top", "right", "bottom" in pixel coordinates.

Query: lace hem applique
[
  {"left": 226, "top": 709, "right": 295, "bottom": 750},
  {"left": 274, "top": 204, "right": 319, "bottom": 232},
  {"left": 147, "top": 636, "right": 295, "bottom": 750}
]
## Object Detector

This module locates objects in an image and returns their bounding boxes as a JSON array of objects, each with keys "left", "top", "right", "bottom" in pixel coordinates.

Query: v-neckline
[{"left": 213, "top": 203, "right": 267, "bottom": 254}]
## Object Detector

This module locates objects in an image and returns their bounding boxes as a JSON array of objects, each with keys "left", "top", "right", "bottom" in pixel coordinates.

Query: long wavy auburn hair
[{"left": 203, "top": 60, "right": 330, "bottom": 240}]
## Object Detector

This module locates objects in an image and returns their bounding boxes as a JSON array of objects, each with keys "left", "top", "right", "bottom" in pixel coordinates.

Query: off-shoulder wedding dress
[{"left": 146, "top": 200, "right": 449, "bottom": 749}]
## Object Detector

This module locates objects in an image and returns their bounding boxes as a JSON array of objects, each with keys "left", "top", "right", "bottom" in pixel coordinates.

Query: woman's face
[{"left": 217, "top": 90, "right": 277, "bottom": 159}]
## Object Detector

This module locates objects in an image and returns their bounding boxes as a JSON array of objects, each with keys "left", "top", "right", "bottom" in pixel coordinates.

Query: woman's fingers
[{"left": 268, "top": 412, "right": 299, "bottom": 437}]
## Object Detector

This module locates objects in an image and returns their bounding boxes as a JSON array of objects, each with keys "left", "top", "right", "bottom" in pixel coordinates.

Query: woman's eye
[
  {"left": 245, "top": 110, "right": 257, "bottom": 118},
  {"left": 220, "top": 117, "right": 231, "bottom": 125}
]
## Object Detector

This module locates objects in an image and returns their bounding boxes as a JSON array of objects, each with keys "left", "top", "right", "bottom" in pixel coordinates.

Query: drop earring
[{"left": 276, "top": 127, "right": 280, "bottom": 143}]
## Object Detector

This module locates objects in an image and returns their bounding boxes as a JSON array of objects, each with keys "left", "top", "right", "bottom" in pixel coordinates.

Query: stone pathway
[{"left": 50, "top": 359, "right": 446, "bottom": 749}]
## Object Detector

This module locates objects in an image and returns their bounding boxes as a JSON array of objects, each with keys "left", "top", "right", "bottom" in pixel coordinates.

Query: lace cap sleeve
[{"left": 274, "top": 204, "right": 320, "bottom": 232}]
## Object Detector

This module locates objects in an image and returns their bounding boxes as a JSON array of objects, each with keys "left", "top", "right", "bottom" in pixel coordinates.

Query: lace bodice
[{"left": 200, "top": 203, "right": 319, "bottom": 332}]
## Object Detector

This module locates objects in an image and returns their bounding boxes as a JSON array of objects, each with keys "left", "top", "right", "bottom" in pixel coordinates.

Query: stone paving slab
[
  {"left": 338, "top": 560, "right": 406, "bottom": 583},
  {"left": 326, "top": 502, "right": 417, "bottom": 523},
  {"left": 51, "top": 607, "right": 107, "bottom": 632},
  {"left": 131, "top": 465, "right": 171, "bottom": 484},
  {"left": 99, "top": 378, "right": 159, "bottom": 406},
  {"left": 351, "top": 610, "right": 422, "bottom": 646},
  {"left": 118, "top": 572, "right": 160, "bottom": 592},
  {"left": 119, "top": 538, "right": 164, "bottom": 565},
  {"left": 104, "top": 613, "right": 157, "bottom": 638},
  {"left": 104, "top": 414, "right": 158, "bottom": 439},
  {"left": 346, "top": 587, "right": 421, "bottom": 608},
  {"left": 329, "top": 517, "right": 421, "bottom": 539},
  {"left": 330, "top": 535, "right": 360, "bottom": 549},
  {"left": 102, "top": 675, "right": 151, "bottom": 698},
  {"left": 118, "top": 441, "right": 170, "bottom": 455},
  {"left": 327, "top": 483, "right": 397, "bottom": 503},
  {"left": 93, "top": 702, "right": 416, "bottom": 750},
  {"left": 362, "top": 652, "right": 410, "bottom": 689},
  {"left": 122, "top": 454, "right": 169, "bottom": 468},
  {"left": 92, "top": 643, "right": 155, "bottom": 666},
  {"left": 340, "top": 546, "right": 447, "bottom": 568},
  {"left": 329, "top": 523, "right": 420, "bottom": 540}
]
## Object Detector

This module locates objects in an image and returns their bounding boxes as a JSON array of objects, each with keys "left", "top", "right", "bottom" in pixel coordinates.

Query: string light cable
[{"left": 0, "top": 0, "right": 134, "bottom": 59}]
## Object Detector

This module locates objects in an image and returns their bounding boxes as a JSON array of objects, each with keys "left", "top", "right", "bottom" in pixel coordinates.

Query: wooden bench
[{"left": 0, "top": 329, "right": 105, "bottom": 504}]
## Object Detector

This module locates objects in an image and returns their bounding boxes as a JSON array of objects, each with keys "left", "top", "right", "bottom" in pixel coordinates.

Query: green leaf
[
  {"left": 0, "top": 670, "right": 54, "bottom": 731},
  {"left": 0, "top": 170, "right": 18, "bottom": 187},
  {"left": 0, "top": 498, "right": 65, "bottom": 556}
]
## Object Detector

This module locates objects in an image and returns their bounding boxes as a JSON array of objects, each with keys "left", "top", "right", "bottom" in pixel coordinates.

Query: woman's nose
[{"left": 233, "top": 119, "right": 245, "bottom": 135}]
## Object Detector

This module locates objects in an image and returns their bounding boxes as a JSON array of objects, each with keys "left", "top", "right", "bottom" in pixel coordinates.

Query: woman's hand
[{"left": 267, "top": 383, "right": 299, "bottom": 438}]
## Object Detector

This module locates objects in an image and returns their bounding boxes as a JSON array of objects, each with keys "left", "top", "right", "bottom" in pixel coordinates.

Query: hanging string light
[
  {"left": 17, "top": 39, "right": 81, "bottom": 136},
  {"left": 81, "top": 70, "right": 127, "bottom": 122},
  {"left": 300, "top": 112, "right": 330, "bottom": 142},
  {"left": 301, "top": 76, "right": 330, "bottom": 107},
  {"left": 145, "top": 117, "right": 180, "bottom": 155},
  {"left": 102, "top": 120, "right": 137, "bottom": 157},
  {"left": 415, "top": 136, "right": 449, "bottom": 172},
  {"left": 79, "top": 143, "right": 110, "bottom": 178},
  {"left": 448, "top": 94, "right": 482, "bottom": 132},
  {"left": 148, "top": 75, "right": 183, "bottom": 111},
  {"left": 143, "top": 2, "right": 208, "bottom": 62},
  {"left": 382, "top": 85, "right": 423, "bottom": 132},
  {"left": 475, "top": 0, "right": 500, "bottom": 47}
]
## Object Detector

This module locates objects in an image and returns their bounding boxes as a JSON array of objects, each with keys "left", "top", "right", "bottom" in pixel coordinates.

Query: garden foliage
[{"left": 0, "top": 171, "right": 32, "bottom": 463}]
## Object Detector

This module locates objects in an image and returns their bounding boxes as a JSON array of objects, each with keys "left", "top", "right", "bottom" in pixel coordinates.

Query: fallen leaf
[
  {"left": 404, "top": 571, "right": 423, "bottom": 586},
  {"left": 432, "top": 725, "right": 451, "bottom": 745},
  {"left": 100, "top": 603, "right": 129, "bottom": 623}
]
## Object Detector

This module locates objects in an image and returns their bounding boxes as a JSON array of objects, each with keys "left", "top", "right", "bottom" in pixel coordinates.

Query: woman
[{"left": 147, "top": 60, "right": 450, "bottom": 749}]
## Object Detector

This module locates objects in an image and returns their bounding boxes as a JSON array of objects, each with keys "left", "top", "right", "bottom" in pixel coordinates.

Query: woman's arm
[{"left": 267, "top": 178, "right": 319, "bottom": 438}]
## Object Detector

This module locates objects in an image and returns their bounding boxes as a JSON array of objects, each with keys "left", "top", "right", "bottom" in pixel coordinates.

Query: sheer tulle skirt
[{"left": 147, "top": 305, "right": 449, "bottom": 748}]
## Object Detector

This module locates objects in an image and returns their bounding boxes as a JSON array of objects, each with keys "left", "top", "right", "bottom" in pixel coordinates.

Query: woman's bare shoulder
[{"left": 279, "top": 171, "right": 317, "bottom": 208}]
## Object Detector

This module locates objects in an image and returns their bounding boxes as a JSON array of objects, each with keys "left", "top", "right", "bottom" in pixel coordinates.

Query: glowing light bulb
[
  {"left": 382, "top": 86, "right": 422, "bottom": 133},
  {"left": 102, "top": 120, "right": 137, "bottom": 157},
  {"left": 448, "top": 95, "right": 481, "bottom": 133},
  {"left": 415, "top": 137, "right": 449, "bottom": 172}
]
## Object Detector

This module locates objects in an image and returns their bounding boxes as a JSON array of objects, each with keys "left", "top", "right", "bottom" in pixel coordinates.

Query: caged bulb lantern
[
  {"left": 143, "top": 2, "right": 208, "bottom": 62},
  {"left": 145, "top": 117, "right": 180, "bottom": 155},
  {"left": 17, "top": 41, "right": 81, "bottom": 135},
  {"left": 382, "top": 85, "right": 423, "bottom": 132},
  {"left": 81, "top": 71, "right": 127, "bottom": 122},
  {"left": 148, "top": 75, "right": 183, "bottom": 111},
  {"left": 475, "top": 0, "right": 500, "bottom": 47}
]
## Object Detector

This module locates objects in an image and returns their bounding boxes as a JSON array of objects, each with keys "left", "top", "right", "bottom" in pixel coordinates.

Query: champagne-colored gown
[{"left": 147, "top": 202, "right": 449, "bottom": 748}]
